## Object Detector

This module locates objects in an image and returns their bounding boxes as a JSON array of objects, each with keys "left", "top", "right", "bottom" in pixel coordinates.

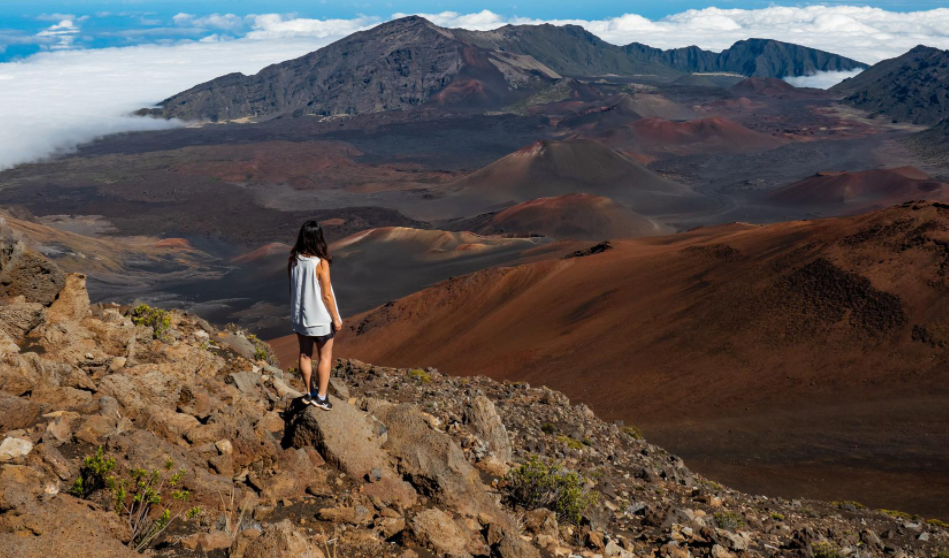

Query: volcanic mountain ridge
[
  {"left": 624, "top": 38, "right": 867, "bottom": 78},
  {"left": 146, "top": 16, "right": 868, "bottom": 122}
]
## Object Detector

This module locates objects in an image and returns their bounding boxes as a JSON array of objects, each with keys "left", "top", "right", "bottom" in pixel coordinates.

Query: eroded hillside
[{"left": 1, "top": 210, "right": 947, "bottom": 558}]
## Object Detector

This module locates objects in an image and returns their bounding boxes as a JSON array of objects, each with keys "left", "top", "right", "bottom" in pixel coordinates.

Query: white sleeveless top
[{"left": 289, "top": 255, "right": 338, "bottom": 336}]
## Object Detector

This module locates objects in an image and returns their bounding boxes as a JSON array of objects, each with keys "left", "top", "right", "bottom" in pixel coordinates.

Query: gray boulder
[{"left": 463, "top": 395, "right": 512, "bottom": 463}]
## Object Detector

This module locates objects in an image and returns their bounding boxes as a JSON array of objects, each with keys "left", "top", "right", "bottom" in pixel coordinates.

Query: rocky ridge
[
  {"left": 0, "top": 226, "right": 947, "bottom": 558},
  {"left": 623, "top": 39, "right": 866, "bottom": 79},
  {"left": 832, "top": 45, "right": 949, "bottom": 125},
  {"left": 146, "top": 17, "right": 866, "bottom": 122}
]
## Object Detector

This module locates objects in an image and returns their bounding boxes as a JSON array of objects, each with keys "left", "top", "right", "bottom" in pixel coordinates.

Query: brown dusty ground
[{"left": 271, "top": 202, "right": 949, "bottom": 519}]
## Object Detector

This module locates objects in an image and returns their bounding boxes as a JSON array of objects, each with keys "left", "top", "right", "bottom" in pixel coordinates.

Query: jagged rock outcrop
[
  {"left": 0, "top": 239, "right": 946, "bottom": 558},
  {"left": 0, "top": 221, "right": 65, "bottom": 306}
]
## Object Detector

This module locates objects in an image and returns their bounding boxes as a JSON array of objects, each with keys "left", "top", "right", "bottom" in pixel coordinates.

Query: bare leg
[
  {"left": 297, "top": 334, "right": 315, "bottom": 395},
  {"left": 315, "top": 337, "right": 334, "bottom": 398}
]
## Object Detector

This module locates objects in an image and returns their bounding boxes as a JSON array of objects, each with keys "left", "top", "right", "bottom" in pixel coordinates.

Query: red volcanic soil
[
  {"left": 232, "top": 242, "right": 290, "bottom": 265},
  {"left": 455, "top": 193, "right": 672, "bottom": 240},
  {"left": 601, "top": 116, "right": 788, "bottom": 155},
  {"left": 172, "top": 141, "right": 453, "bottom": 192},
  {"left": 294, "top": 202, "right": 949, "bottom": 517},
  {"left": 557, "top": 93, "right": 697, "bottom": 132},
  {"left": 437, "top": 139, "right": 716, "bottom": 217},
  {"left": 154, "top": 237, "right": 192, "bottom": 249},
  {"left": 767, "top": 167, "right": 949, "bottom": 214},
  {"left": 324, "top": 227, "right": 581, "bottom": 318}
]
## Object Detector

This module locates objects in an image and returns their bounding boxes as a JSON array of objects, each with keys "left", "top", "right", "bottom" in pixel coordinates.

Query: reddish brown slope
[
  {"left": 767, "top": 167, "right": 949, "bottom": 214},
  {"left": 600, "top": 116, "right": 788, "bottom": 155},
  {"left": 451, "top": 193, "right": 672, "bottom": 240},
  {"left": 435, "top": 139, "right": 717, "bottom": 217},
  {"left": 312, "top": 202, "right": 949, "bottom": 516}
]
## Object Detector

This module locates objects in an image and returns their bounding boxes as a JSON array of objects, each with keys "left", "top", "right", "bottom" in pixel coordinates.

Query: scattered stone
[
  {"left": 409, "top": 508, "right": 474, "bottom": 558},
  {"left": 0, "top": 393, "right": 39, "bottom": 431},
  {"left": 464, "top": 394, "right": 513, "bottom": 463},
  {"left": 0, "top": 437, "right": 33, "bottom": 462},
  {"left": 227, "top": 371, "right": 261, "bottom": 394}
]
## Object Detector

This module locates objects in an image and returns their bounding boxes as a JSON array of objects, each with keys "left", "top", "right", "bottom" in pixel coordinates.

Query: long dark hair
[{"left": 288, "top": 220, "right": 331, "bottom": 271}]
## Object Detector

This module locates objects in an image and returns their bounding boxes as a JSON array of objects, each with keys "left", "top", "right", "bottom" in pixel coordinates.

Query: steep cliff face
[
  {"left": 832, "top": 45, "right": 949, "bottom": 125},
  {"left": 624, "top": 38, "right": 867, "bottom": 78}
]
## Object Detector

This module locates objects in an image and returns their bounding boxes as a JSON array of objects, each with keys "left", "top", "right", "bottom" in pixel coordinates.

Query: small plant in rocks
[
  {"left": 131, "top": 304, "right": 171, "bottom": 341},
  {"left": 714, "top": 511, "right": 746, "bottom": 530},
  {"left": 811, "top": 541, "right": 841, "bottom": 558},
  {"left": 70, "top": 448, "right": 201, "bottom": 552},
  {"left": 504, "top": 455, "right": 598, "bottom": 526},
  {"left": 407, "top": 368, "right": 432, "bottom": 383},
  {"left": 70, "top": 446, "right": 116, "bottom": 498},
  {"left": 620, "top": 425, "right": 643, "bottom": 440}
]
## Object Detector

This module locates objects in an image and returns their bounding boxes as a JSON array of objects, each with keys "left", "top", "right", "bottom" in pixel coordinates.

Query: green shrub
[
  {"left": 541, "top": 423, "right": 556, "bottom": 435},
  {"left": 770, "top": 512, "right": 785, "bottom": 521},
  {"left": 928, "top": 518, "right": 949, "bottom": 528},
  {"left": 620, "top": 425, "right": 643, "bottom": 440},
  {"left": 407, "top": 368, "right": 432, "bottom": 383},
  {"left": 70, "top": 446, "right": 116, "bottom": 498},
  {"left": 556, "top": 435, "right": 583, "bottom": 450},
  {"left": 504, "top": 455, "right": 598, "bottom": 525},
  {"left": 246, "top": 333, "right": 279, "bottom": 366},
  {"left": 70, "top": 448, "right": 200, "bottom": 552},
  {"left": 700, "top": 479, "right": 723, "bottom": 492},
  {"left": 811, "top": 541, "right": 841, "bottom": 558},
  {"left": 131, "top": 304, "right": 171, "bottom": 341},
  {"left": 833, "top": 500, "right": 866, "bottom": 510},
  {"left": 880, "top": 509, "right": 918, "bottom": 520},
  {"left": 713, "top": 511, "right": 746, "bottom": 530}
]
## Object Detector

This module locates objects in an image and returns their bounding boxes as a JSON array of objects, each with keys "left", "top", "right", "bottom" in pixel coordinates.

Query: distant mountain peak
[
  {"left": 141, "top": 20, "right": 867, "bottom": 122},
  {"left": 833, "top": 44, "right": 949, "bottom": 125}
]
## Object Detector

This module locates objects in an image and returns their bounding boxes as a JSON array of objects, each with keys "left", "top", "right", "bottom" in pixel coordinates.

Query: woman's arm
[{"left": 316, "top": 260, "right": 343, "bottom": 331}]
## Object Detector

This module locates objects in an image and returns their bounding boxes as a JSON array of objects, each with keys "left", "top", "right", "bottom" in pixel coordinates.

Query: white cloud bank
[
  {"left": 3, "top": 6, "right": 949, "bottom": 171},
  {"left": 0, "top": 18, "right": 378, "bottom": 170},
  {"left": 784, "top": 69, "right": 865, "bottom": 89}
]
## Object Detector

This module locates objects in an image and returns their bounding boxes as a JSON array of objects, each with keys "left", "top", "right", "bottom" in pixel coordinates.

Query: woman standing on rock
[{"left": 289, "top": 220, "right": 342, "bottom": 411}]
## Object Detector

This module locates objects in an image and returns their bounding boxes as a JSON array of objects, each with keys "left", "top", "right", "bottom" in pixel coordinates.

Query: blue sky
[{"left": 3, "top": 0, "right": 948, "bottom": 61}]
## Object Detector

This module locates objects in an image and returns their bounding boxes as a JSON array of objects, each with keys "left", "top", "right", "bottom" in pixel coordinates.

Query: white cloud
[
  {"left": 174, "top": 12, "right": 246, "bottom": 31},
  {"left": 172, "top": 13, "right": 194, "bottom": 25},
  {"left": 35, "top": 19, "right": 81, "bottom": 50},
  {"left": 391, "top": 9, "right": 526, "bottom": 31},
  {"left": 784, "top": 69, "right": 864, "bottom": 89},
  {"left": 399, "top": 6, "right": 949, "bottom": 64},
  {"left": 3, "top": 6, "right": 949, "bottom": 171},
  {"left": 37, "top": 13, "right": 77, "bottom": 22},
  {"left": 0, "top": 34, "right": 352, "bottom": 170},
  {"left": 244, "top": 14, "right": 379, "bottom": 40}
]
